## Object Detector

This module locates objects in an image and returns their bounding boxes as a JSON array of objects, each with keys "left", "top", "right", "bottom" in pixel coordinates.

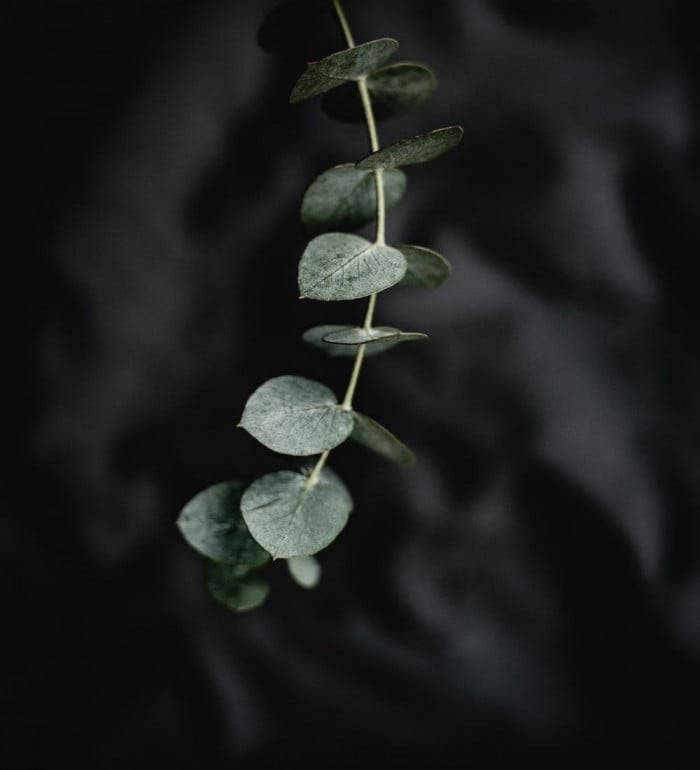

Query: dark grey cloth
[{"left": 11, "top": 0, "right": 700, "bottom": 766}]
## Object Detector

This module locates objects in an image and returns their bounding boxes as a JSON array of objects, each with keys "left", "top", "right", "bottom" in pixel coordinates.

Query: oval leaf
[
  {"left": 177, "top": 481, "right": 271, "bottom": 567},
  {"left": 239, "top": 375, "right": 353, "bottom": 456},
  {"left": 299, "top": 232, "right": 406, "bottom": 301},
  {"left": 397, "top": 244, "right": 451, "bottom": 288},
  {"left": 322, "top": 62, "right": 437, "bottom": 123},
  {"left": 287, "top": 555, "right": 321, "bottom": 589},
  {"left": 301, "top": 164, "right": 406, "bottom": 234},
  {"left": 290, "top": 38, "right": 399, "bottom": 103},
  {"left": 241, "top": 468, "right": 353, "bottom": 558},
  {"left": 323, "top": 326, "right": 427, "bottom": 346},
  {"left": 302, "top": 325, "right": 401, "bottom": 357},
  {"left": 206, "top": 561, "right": 270, "bottom": 612},
  {"left": 356, "top": 126, "right": 464, "bottom": 170},
  {"left": 352, "top": 412, "right": 415, "bottom": 466}
]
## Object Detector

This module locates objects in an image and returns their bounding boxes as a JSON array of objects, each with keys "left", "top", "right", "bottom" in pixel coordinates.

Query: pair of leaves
[
  {"left": 302, "top": 324, "right": 404, "bottom": 357},
  {"left": 177, "top": 482, "right": 271, "bottom": 612},
  {"left": 178, "top": 479, "right": 325, "bottom": 606},
  {"left": 290, "top": 38, "right": 398, "bottom": 103},
  {"left": 239, "top": 375, "right": 415, "bottom": 465},
  {"left": 300, "top": 127, "right": 462, "bottom": 238},
  {"left": 299, "top": 232, "right": 406, "bottom": 301},
  {"left": 287, "top": 30, "right": 436, "bottom": 121},
  {"left": 239, "top": 416, "right": 414, "bottom": 560},
  {"left": 298, "top": 235, "right": 451, "bottom": 300}
]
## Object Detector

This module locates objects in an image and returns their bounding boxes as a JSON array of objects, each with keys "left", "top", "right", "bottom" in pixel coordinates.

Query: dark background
[{"left": 10, "top": 0, "right": 700, "bottom": 766}]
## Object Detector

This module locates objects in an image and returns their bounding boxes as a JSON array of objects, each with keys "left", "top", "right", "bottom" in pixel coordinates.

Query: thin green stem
[
  {"left": 341, "top": 342, "right": 366, "bottom": 409},
  {"left": 326, "top": 1, "right": 385, "bottom": 429},
  {"left": 363, "top": 292, "right": 377, "bottom": 331},
  {"left": 305, "top": 449, "right": 330, "bottom": 489},
  {"left": 332, "top": 0, "right": 355, "bottom": 48}
]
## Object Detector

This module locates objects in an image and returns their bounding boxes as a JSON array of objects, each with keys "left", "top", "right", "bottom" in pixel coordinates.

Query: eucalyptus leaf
[
  {"left": 356, "top": 125, "right": 464, "bottom": 170},
  {"left": 240, "top": 375, "right": 353, "bottom": 456},
  {"left": 206, "top": 560, "right": 270, "bottom": 612},
  {"left": 290, "top": 38, "right": 399, "bottom": 103},
  {"left": 241, "top": 468, "right": 353, "bottom": 558},
  {"left": 177, "top": 481, "right": 271, "bottom": 567},
  {"left": 302, "top": 325, "right": 401, "bottom": 357},
  {"left": 301, "top": 164, "right": 406, "bottom": 234},
  {"left": 299, "top": 232, "right": 406, "bottom": 301},
  {"left": 397, "top": 244, "right": 451, "bottom": 288},
  {"left": 352, "top": 412, "right": 415, "bottom": 466},
  {"left": 322, "top": 62, "right": 437, "bottom": 123},
  {"left": 287, "top": 555, "right": 321, "bottom": 589},
  {"left": 323, "top": 326, "right": 427, "bottom": 346}
]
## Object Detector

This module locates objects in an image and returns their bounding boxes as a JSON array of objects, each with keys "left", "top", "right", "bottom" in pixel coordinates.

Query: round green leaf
[
  {"left": 397, "top": 244, "right": 451, "bottom": 288},
  {"left": 287, "top": 555, "right": 321, "bottom": 589},
  {"left": 356, "top": 126, "right": 464, "bottom": 170},
  {"left": 241, "top": 468, "right": 353, "bottom": 558},
  {"left": 322, "top": 62, "right": 437, "bottom": 123},
  {"left": 177, "top": 481, "right": 271, "bottom": 567},
  {"left": 302, "top": 325, "right": 401, "bottom": 357},
  {"left": 206, "top": 561, "right": 270, "bottom": 612},
  {"left": 290, "top": 38, "right": 399, "bottom": 103},
  {"left": 322, "top": 325, "right": 427, "bottom": 346},
  {"left": 299, "top": 232, "right": 406, "bottom": 301},
  {"left": 239, "top": 375, "right": 354, "bottom": 456},
  {"left": 352, "top": 412, "right": 415, "bottom": 466},
  {"left": 301, "top": 164, "right": 406, "bottom": 234}
]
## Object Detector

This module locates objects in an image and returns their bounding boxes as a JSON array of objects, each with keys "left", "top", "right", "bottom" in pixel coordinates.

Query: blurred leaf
[
  {"left": 357, "top": 125, "right": 464, "bottom": 169},
  {"left": 177, "top": 481, "right": 271, "bottom": 566},
  {"left": 241, "top": 468, "right": 353, "bottom": 558},
  {"left": 397, "top": 244, "right": 451, "bottom": 288},
  {"left": 239, "top": 375, "right": 354, "bottom": 456},
  {"left": 322, "top": 62, "right": 436, "bottom": 123},
  {"left": 302, "top": 325, "right": 401, "bottom": 357},
  {"left": 301, "top": 164, "right": 406, "bottom": 234},
  {"left": 287, "top": 555, "right": 321, "bottom": 588},
  {"left": 290, "top": 38, "right": 399, "bottom": 103},
  {"left": 323, "top": 326, "right": 427, "bottom": 345},
  {"left": 299, "top": 232, "right": 406, "bottom": 300},
  {"left": 206, "top": 561, "right": 270, "bottom": 612},
  {"left": 351, "top": 412, "right": 415, "bottom": 465}
]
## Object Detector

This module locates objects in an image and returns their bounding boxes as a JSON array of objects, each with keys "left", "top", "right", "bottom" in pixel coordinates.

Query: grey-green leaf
[
  {"left": 352, "top": 412, "right": 415, "bottom": 466},
  {"left": 287, "top": 555, "right": 321, "bottom": 589},
  {"left": 241, "top": 468, "right": 353, "bottom": 558},
  {"left": 239, "top": 375, "right": 354, "bottom": 456},
  {"left": 322, "top": 62, "right": 437, "bottom": 123},
  {"left": 301, "top": 164, "right": 406, "bottom": 234},
  {"left": 290, "top": 38, "right": 399, "bottom": 103},
  {"left": 323, "top": 325, "right": 427, "bottom": 346},
  {"left": 302, "top": 325, "right": 402, "bottom": 357},
  {"left": 397, "top": 244, "right": 451, "bottom": 288},
  {"left": 356, "top": 126, "right": 464, "bottom": 170},
  {"left": 299, "top": 232, "right": 406, "bottom": 301},
  {"left": 206, "top": 561, "right": 270, "bottom": 612},
  {"left": 176, "top": 481, "right": 271, "bottom": 567}
]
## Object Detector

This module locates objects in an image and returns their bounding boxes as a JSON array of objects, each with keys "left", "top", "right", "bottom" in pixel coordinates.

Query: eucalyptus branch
[{"left": 176, "top": 0, "right": 463, "bottom": 612}]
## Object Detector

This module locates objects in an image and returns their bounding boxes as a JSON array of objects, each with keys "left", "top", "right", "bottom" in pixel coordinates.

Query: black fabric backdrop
[{"left": 10, "top": 0, "right": 700, "bottom": 766}]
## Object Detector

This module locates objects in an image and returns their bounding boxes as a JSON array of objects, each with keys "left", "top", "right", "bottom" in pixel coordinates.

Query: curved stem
[{"left": 306, "top": 0, "right": 385, "bottom": 483}]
